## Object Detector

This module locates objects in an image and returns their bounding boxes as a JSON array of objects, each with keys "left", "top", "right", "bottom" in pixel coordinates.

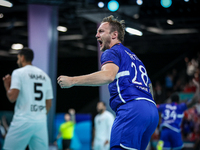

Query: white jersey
[
  {"left": 10, "top": 65, "right": 53, "bottom": 121},
  {"left": 94, "top": 110, "right": 115, "bottom": 142}
]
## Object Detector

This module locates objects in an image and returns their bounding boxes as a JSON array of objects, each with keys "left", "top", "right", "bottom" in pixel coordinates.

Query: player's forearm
[
  {"left": 4, "top": 84, "right": 10, "bottom": 92},
  {"left": 6, "top": 89, "right": 17, "bottom": 103},
  {"left": 4, "top": 85, "right": 12, "bottom": 101},
  {"left": 46, "top": 106, "right": 51, "bottom": 114},
  {"left": 187, "top": 84, "right": 199, "bottom": 108},
  {"left": 6, "top": 88, "right": 11, "bottom": 100},
  {"left": 72, "top": 71, "right": 115, "bottom": 87},
  {"left": 46, "top": 99, "right": 52, "bottom": 114}
]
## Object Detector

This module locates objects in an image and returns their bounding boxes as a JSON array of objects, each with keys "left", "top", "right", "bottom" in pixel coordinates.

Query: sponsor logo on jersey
[{"left": 31, "top": 105, "right": 45, "bottom": 112}]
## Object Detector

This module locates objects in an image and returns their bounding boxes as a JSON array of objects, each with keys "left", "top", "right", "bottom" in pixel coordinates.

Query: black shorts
[{"left": 62, "top": 139, "right": 71, "bottom": 149}]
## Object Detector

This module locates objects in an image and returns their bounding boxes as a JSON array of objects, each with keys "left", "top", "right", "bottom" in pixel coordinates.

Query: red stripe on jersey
[{"left": 101, "top": 61, "right": 114, "bottom": 67}]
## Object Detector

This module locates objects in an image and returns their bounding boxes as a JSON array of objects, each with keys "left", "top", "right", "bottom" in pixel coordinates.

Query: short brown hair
[{"left": 102, "top": 15, "right": 125, "bottom": 42}]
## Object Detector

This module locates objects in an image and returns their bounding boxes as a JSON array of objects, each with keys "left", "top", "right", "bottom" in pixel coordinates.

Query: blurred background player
[
  {"left": 55, "top": 108, "right": 76, "bottom": 150},
  {"left": 93, "top": 101, "right": 114, "bottom": 150},
  {"left": 157, "top": 79, "right": 200, "bottom": 150},
  {"left": 2, "top": 48, "right": 53, "bottom": 150}
]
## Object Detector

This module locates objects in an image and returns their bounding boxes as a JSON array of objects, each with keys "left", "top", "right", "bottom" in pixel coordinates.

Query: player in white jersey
[
  {"left": 93, "top": 102, "right": 115, "bottom": 150},
  {"left": 2, "top": 48, "right": 53, "bottom": 150}
]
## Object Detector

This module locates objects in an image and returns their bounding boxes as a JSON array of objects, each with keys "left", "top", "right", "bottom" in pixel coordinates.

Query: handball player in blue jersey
[
  {"left": 57, "top": 15, "right": 159, "bottom": 150},
  {"left": 157, "top": 79, "right": 199, "bottom": 150}
]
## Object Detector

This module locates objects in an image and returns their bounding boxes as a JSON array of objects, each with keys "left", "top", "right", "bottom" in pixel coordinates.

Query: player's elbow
[
  {"left": 105, "top": 74, "right": 115, "bottom": 83},
  {"left": 108, "top": 76, "right": 115, "bottom": 83},
  {"left": 7, "top": 89, "right": 19, "bottom": 103}
]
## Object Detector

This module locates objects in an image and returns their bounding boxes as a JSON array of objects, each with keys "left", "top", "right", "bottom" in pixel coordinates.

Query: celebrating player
[
  {"left": 157, "top": 79, "right": 200, "bottom": 150},
  {"left": 2, "top": 48, "right": 53, "bottom": 150},
  {"left": 57, "top": 15, "right": 159, "bottom": 150}
]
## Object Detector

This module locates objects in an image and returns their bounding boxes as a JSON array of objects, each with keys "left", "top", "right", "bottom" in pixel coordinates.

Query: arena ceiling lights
[{"left": 0, "top": 0, "right": 13, "bottom": 7}]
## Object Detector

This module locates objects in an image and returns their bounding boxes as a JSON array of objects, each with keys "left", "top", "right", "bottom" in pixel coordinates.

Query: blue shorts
[
  {"left": 110, "top": 100, "right": 159, "bottom": 150},
  {"left": 160, "top": 127, "right": 183, "bottom": 149}
]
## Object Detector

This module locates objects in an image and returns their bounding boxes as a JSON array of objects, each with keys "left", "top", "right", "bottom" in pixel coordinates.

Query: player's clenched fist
[{"left": 57, "top": 75, "right": 74, "bottom": 88}]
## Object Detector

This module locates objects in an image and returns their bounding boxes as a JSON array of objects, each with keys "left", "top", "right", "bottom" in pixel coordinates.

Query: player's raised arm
[
  {"left": 186, "top": 79, "right": 200, "bottom": 108},
  {"left": 2, "top": 74, "right": 19, "bottom": 103},
  {"left": 57, "top": 63, "right": 119, "bottom": 88}
]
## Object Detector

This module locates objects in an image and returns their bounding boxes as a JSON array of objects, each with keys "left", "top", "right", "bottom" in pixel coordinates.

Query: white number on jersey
[
  {"left": 131, "top": 62, "right": 148, "bottom": 86},
  {"left": 163, "top": 109, "right": 177, "bottom": 120}
]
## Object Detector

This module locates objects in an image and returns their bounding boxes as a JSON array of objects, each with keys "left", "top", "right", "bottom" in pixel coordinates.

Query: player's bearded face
[
  {"left": 97, "top": 109, "right": 104, "bottom": 114},
  {"left": 101, "top": 34, "right": 111, "bottom": 51},
  {"left": 97, "top": 102, "right": 106, "bottom": 114},
  {"left": 96, "top": 22, "right": 112, "bottom": 51}
]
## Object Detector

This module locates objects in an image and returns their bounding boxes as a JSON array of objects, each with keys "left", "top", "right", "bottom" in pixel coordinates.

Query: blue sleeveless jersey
[
  {"left": 101, "top": 43, "right": 155, "bottom": 112},
  {"left": 157, "top": 102, "right": 187, "bottom": 132}
]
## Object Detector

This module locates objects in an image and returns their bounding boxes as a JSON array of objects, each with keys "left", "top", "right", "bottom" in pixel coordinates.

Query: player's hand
[
  {"left": 104, "top": 140, "right": 109, "bottom": 146},
  {"left": 69, "top": 108, "right": 75, "bottom": 115},
  {"left": 57, "top": 75, "right": 74, "bottom": 88},
  {"left": 2, "top": 74, "right": 11, "bottom": 90}
]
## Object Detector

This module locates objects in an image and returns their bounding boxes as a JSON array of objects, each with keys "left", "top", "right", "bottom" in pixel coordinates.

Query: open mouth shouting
[{"left": 97, "top": 40, "right": 103, "bottom": 47}]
